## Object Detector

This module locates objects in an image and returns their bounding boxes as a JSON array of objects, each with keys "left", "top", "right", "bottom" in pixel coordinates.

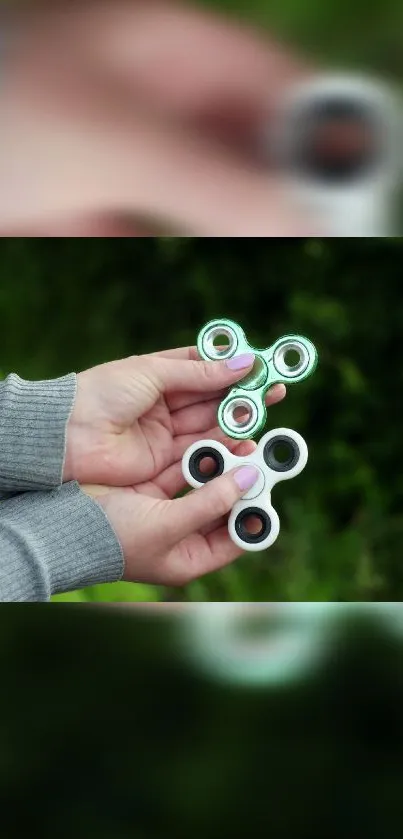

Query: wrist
[
  {"left": 63, "top": 418, "right": 78, "bottom": 483},
  {"left": 0, "top": 372, "right": 76, "bottom": 493},
  {"left": 62, "top": 378, "right": 81, "bottom": 483},
  {"left": 63, "top": 371, "right": 95, "bottom": 482},
  {"left": 81, "top": 484, "right": 112, "bottom": 500}
]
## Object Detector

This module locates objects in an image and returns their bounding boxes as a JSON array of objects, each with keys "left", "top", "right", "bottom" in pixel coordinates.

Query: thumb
[
  {"left": 151, "top": 352, "right": 256, "bottom": 394},
  {"left": 161, "top": 464, "right": 261, "bottom": 545}
]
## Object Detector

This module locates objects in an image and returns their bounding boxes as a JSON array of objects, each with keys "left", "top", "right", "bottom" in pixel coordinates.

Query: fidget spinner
[
  {"left": 182, "top": 427, "right": 308, "bottom": 551},
  {"left": 197, "top": 318, "right": 318, "bottom": 439},
  {"left": 181, "top": 604, "right": 336, "bottom": 687},
  {"left": 271, "top": 73, "right": 403, "bottom": 236}
]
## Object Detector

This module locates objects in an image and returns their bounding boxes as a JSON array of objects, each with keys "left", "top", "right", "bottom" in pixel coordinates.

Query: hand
[
  {"left": 65, "top": 346, "right": 286, "bottom": 489},
  {"left": 0, "top": 0, "right": 313, "bottom": 236},
  {"left": 83, "top": 458, "right": 265, "bottom": 586}
]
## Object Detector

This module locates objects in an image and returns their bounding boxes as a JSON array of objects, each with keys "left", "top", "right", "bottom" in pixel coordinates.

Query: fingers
[
  {"left": 1, "top": 0, "right": 315, "bottom": 233},
  {"left": 81, "top": 1, "right": 312, "bottom": 169},
  {"left": 217, "top": 439, "right": 257, "bottom": 460},
  {"left": 1, "top": 108, "right": 308, "bottom": 236},
  {"left": 171, "top": 382, "right": 287, "bottom": 436},
  {"left": 0, "top": 214, "right": 151, "bottom": 237},
  {"left": 155, "top": 438, "right": 257, "bottom": 498},
  {"left": 77, "top": 1, "right": 310, "bottom": 116},
  {"left": 266, "top": 383, "right": 286, "bottom": 405},
  {"left": 146, "top": 346, "right": 198, "bottom": 361},
  {"left": 161, "top": 462, "right": 261, "bottom": 547},
  {"left": 171, "top": 397, "right": 224, "bottom": 437},
  {"left": 150, "top": 353, "right": 256, "bottom": 396},
  {"left": 166, "top": 524, "right": 243, "bottom": 586},
  {"left": 0, "top": 16, "right": 312, "bottom": 234},
  {"left": 167, "top": 388, "right": 226, "bottom": 413},
  {"left": 100, "top": 109, "right": 311, "bottom": 235},
  {"left": 170, "top": 381, "right": 286, "bottom": 414},
  {"left": 172, "top": 423, "right": 253, "bottom": 463}
]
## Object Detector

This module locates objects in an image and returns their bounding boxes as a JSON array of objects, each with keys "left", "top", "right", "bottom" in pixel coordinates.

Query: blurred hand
[
  {"left": 65, "top": 346, "right": 286, "bottom": 487},
  {"left": 0, "top": 0, "right": 313, "bottom": 236}
]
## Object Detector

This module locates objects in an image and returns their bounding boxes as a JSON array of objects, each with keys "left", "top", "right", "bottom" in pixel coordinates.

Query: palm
[
  {"left": 123, "top": 394, "right": 180, "bottom": 482},
  {"left": 81, "top": 387, "right": 225, "bottom": 492},
  {"left": 131, "top": 393, "right": 261, "bottom": 506},
  {"left": 108, "top": 385, "right": 238, "bottom": 498}
]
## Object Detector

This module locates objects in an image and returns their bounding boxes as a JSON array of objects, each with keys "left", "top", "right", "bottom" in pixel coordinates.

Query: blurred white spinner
[{"left": 271, "top": 73, "right": 402, "bottom": 236}]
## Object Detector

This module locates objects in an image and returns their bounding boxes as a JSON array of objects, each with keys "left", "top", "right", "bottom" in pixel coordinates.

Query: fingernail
[
  {"left": 226, "top": 352, "right": 255, "bottom": 371},
  {"left": 234, "top": 465, "right": 260, "bottom": 492}
]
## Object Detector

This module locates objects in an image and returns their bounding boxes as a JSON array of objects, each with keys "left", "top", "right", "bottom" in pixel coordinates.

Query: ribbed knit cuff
[
  {"left": 0, "top": 373, "right": 77, "bottom": 492},
  {"left": 0, "top": 481, "right": 124, "bottom": 602}
]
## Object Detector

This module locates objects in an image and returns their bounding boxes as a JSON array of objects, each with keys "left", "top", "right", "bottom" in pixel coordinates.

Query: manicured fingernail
[
  {"left": 226, "top": 352, "right": 255, "bottom": 371},
  {"left": 234, "top": 465, "right": 260, "bottom": 491}
]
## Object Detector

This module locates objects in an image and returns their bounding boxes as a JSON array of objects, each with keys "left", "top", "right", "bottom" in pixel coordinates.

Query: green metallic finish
[{"left": 198, "top": 318, "right": 318, "bottom": 440}]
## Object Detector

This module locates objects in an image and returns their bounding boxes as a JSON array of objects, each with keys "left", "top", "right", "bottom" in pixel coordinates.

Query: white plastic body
[
  {"left": 182, "top": 603, "right": 335, "bottom": 687},
  {"left": 272, "top": 73, "right": 403, "bottom": 237},
  {"left": 287, "top": 181, "right": 395, "bottom": 237},
  {"left": 182, "top": 427, "right": 308, "bottom": 552}
]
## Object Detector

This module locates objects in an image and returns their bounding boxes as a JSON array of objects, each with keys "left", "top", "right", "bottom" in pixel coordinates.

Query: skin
[
  {"left": 0, "top": 0, "right": 316, "bottom": 236},
  {"left": 0, "top": 0, "right": 300, "bottom": 584},
  {"left": 64, "top": 347, "right": 286, "bottom": 585}
]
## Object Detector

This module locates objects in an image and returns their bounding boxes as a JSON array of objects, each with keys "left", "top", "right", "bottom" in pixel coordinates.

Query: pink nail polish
[
  {"left": 234, "top": 466, "right": 260, "bottom": 491},
  {"left": 226, "top": 352, "right": 255, "bottom": 371}
]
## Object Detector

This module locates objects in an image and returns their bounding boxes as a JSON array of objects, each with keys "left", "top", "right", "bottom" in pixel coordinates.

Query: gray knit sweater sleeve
[
  {"left": 0, "top": 373, "right": 124, "bottom": 601},
  {"left": 0, "top": 373, "right": 76, "bottom": 493},
  {"left": 0, "top": 482, "right": 124, "bottom": 601}
]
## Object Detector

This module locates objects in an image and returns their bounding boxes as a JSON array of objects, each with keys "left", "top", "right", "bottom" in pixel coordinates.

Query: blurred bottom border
[{"left": 2, "top": 602, "right": 403, "bottom": 839}]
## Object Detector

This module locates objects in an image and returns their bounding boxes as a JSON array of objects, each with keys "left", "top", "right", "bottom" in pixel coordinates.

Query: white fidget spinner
[
  {"left": 271, "top": 73, "right": 403, "bottom": 236},
  {"left": 182, "top": 427, "right": 308, "bottom": 552},
  {"left": 181, "top": 603, "right": 334, "bottom": 687},
  {"left": 180, "top": 604, "right": 403, "bottom": 688}
]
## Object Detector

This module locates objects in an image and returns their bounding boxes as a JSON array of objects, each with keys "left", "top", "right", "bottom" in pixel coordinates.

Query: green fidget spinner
[{"left": 197, "top": 318, "right": 318, "bottom": 439}]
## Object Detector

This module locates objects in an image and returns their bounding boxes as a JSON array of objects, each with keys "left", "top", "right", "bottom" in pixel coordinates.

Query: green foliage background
[
  {"left": 1, "top": 607, "right": 403, "bottom": 839},
  {"left": 0, "top": 238, "right": 401, "bottom": 602}
]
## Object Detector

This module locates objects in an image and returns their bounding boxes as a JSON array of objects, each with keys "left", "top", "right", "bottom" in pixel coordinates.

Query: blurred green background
[
  {"left": 0, "top": 237, "right": 401, "bottom": 602},
  {"left": 2, "top": 605, "right": 403, "bottom": 839}
]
